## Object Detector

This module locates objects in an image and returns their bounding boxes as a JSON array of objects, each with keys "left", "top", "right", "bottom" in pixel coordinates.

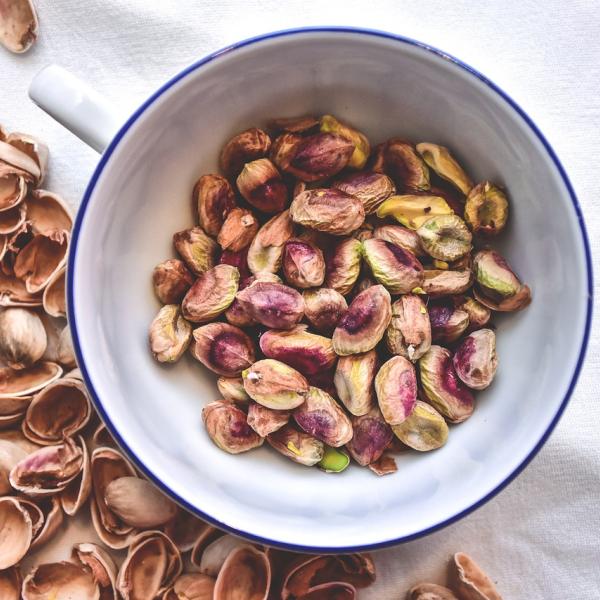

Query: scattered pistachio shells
[
  {"left": 392, "top": 400, "right": 449, "bottom": 451},
  {"left": 163, "top": 573, "right": 215, "bottom": 600},
  {"left": 199, "top": 535, "right": 249, "bottom": 577},
  {"left": 0, "top": 0, "right": 39, "bottom": 53},
  {"left": 450, "top": 552, "right": 503, "bottom": 600},
  {"left": 416, "top": 143, "right": 473, "bottom": 196},
  {"left": 376, "top": 194, "right": 453, "bottom": 229},
  {"left": 0, "top": 361, "right": 62, "bottom": 398},
  {"left": 318, "top": 446, "right": 350, "bottom": 473},
  {"left": 149, "top": 304, "right": 192, "bottom": 363},
  {"left": 71, "top": 542, "right": 118, "bottom": 600},
  {"left": 0, "top": 565, "right": 21, "bottom": 600},
  {"left": 56, "top": 325, "right": 77, "bottom": 368},
  {"left": 0, "top": 438, "right": 27, "bottom": 494}
]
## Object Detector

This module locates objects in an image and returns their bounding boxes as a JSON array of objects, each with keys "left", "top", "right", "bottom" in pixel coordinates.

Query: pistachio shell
[
  {"left": 59, "top": 437, "right": 91, "bottom": 516},
  {"left": 152, "top": 259, "right": 194, "bottom": 304},
  {"left": 453, "top": 328, "right": 498, "bottom": 390},
  {"left": 325, "top": 238, "right": 362, "bottom": 295},
  {"left": 247, "top": 210, "right": 294, "bottom": 274},
  {"left": 194, "top": 174, "right": 236, "bottom": 237},
  {"left": 422, "top": 269, "right": 473, "bottom": 298},
  {"left": 464, "top": 181, "right": 509, "bottom": 235},
  {"left": 282, "top": 237, "right": 325, "bottom": 288},
  {"left": 237, "top": 158, "right": 288, "bottom": 214},
  {"left": 0, "top": 202, "right": 26, "bottom": 234},
  {"left": 191, "top": 323, "right": 256, "bottom": 377},
  {"left": 392, "top": 400, "right": 449, "bottom": 451},
  {"left": 416, "top": 143, "right": 473, "bottom": 196},
  {"left": 0, "top": 565, "right": 21, "bottom": 600},
  {"left": 0, "top": 362, "right": 62, "bottom": 398},
  {"left": 5, "top": 132, "right": 48, "bottom": 183},
  {"left": 0, "top": 268, "right": 43, "bottom": 307},
  {"left": 247, "top": 402, "right": 290, "bottom": 437},
  {"left": 220, "top": 127, "right": 271, "bottom": 179},
  {"left": 72, "top": 542, "right": 118, "bottom": 600},
  {"left": 163, "top": 508, "right": 211, "bottom": 553},
  {"left": 0, "top": 439, "right": 27, "bottom": 493},
  {"left": 332, "top": 285, "right": 392, "bottom": 355},
  {"left": 218, "top": 207, "right": 259, "bottom": 252},
  {"left": 386, "top": 294, "right": 431, "bottom": 360},
  {"left": 417, "top": 214, "right": 472, "bottom": 261},
  {"left": 0, "top": 163, "right": 27, "bottom": 212},
  {"left": 375, "top": 356, "right": 417, "bottom": 426},
  {"left": 320, "top": 115, "right": 370, "bottom": 169},
  {"left": 345, "top": 408, "right": 393, "bottom": 466},
  {"left": 41, "top": 265, "right": 66, "bottom": 317},
  {"left": 22, "top": 561, "right": 100, "bottom": 600},
  {"left": 0, "top": 496, "right": 33, "bottom": 568},
  {"left": 334, "top": 350, "right": 377, "bottom": 416},
  {"left": 199, "top": 534, "right": 251, "bottom": 577},
  {"left": 216, "top": 376, "right": 251, "bottom": 405},
  {"left": 0, "top": 0, "right": 38, "bottom": 53},
  {"left": 26, "top": 190, "right": 73, "bottom": 240},
  {"left": 293, "top": 386, "right": 353, "bottom": 447},
  {"left": 24, "top": 496, "right": 63, "bottom": 550},
  {"left": 290, "top": 189, "right": 365, "bottom": 236},
  {"left": 56, "top": 325, "right": 77, "bottom": 368},
  {"left": 376, "top": 194, "right": 453, "bottom": 229},
  {"left": 429, "top": 305, "right": 470, "bottom": 344},
  {"left": 303, "top": 287, "right": 348, "bottom": 333},
  {"left": 213, "top": 546, "right": 271, "bottom": 600},
  {"left": 203, "top": 400, "right": 264, "bottom": 454},
  {"left": 408, "top": 583, "right": 459, "bottom": 600},
  {"left": 163, "top": 574, "right": 215, "bottom": 600},
  {"left": 0, "top": 307, "right": 47, "bottom": 369},
  {"left": 419, "top": 346, "right": 475, "bottom": 423},
  {"left": 260, "top": 326, "right": 336, "bottom": 375},
  {"left": 0, "top": 139, "right": 40, "bottom": 181},
  {"left": 362, "top": 238, "right": 424, "bottom": 294},
  {"left": 374, "top": 224, "right": 425, "bottom": 256},
  {"left": 173, "top": 227, "right": 217, "bottom": 276},
  {"left": 189, "top": 526, "right": 222, "bottom": 567},
  {"left": 242, "top": 359, "right": 309, "bottom": 410},
  {"left": 333, "top": 171, "right": 395, "bottom": 214},
  {"left": 450, "top": 552, "right": 503, "bottom": 600},
  {"left": 267, "top": 425, "right": 325, "bottom": 466},
  {"left": 150, "top": 304, "right": 192, "bottom": 363}
]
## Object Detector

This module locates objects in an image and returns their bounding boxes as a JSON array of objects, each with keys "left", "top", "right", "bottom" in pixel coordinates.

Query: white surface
[{"left": 2, "top": 1, "right": 598, "bottom": 597}]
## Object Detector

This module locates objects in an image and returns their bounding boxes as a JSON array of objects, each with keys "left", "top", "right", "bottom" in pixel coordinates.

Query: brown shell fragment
[
  {"left": 5, "top": 132, "right": 48, "bottom": 183},
  {"left": 0, "top": 496, "right": 33, "bottom": 568},
  {"left": 0, "top": 0, "right": 39, "bottom": 53},
  {"left": 0, "top": 202, "right": 26, "bottom": 234},
  {"left": 0, "top": 163, "right": 27, "bottom": 213},
  {"left": 163, "top": 508, "right": 211, "bottom": 553},
  {"left": 213, "top": 546, "right": 271, "bottom": 600},
  {"left": 0, "top": 565, "right": 21, "bottom": 600},
  {"left": 163, "top": 574, "right": 216, "bottom": 600},
  {"left": 41, "top": 265, "right": 66, "bottom": 317},
  {"left": 0, "top": 307, "right": 47, "bottom": 370},
  {"left": 21, "top": 561, "right": 100, "bottom": 600},
  {"left": 367, "top": 453, "right": 397, "bottom": 475},
  {"left": 26, "top": 190, "right": 73, "bottom": 240},
  {"left": 0, "top": 269, "right": 43, "bottom": 307},
  {"left": 72, "top": 542, "right": 118, "bottom": 600},
  {"left": 450, "top": 552, "right": 503, "bottom": 600},
  {"left": 0, "top": 361, "right": 58, "bottom": 397}
]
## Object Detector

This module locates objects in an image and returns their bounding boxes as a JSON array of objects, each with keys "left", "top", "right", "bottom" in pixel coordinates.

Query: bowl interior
[{"left": 71, "top": 30, "right": 589, "bottom": 550}]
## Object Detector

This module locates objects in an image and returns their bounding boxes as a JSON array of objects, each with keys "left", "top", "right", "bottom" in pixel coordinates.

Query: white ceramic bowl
[{"left": 29, "top": 28, "right": 592, "bottom": 552}]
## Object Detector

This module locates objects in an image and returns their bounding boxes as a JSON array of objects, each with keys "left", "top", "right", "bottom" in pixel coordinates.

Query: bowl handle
[{"left": 28, "top": 64, "right": 124, "bottom": 153}]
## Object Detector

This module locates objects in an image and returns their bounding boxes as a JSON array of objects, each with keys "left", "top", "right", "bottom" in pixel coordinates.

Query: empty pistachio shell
[
  {"left": 194, "top": 174, "right": 236, "bottom": 237},
  {"left": 22, "top": 561, "right": 100, "bottom": 600},
  {"left": 198, "top": 534, "right": 248, "bottom": 577},
  {"left": 220, "top": 127, "right": 271, "bottom": 179},
  {"left": 332, "top": 285, "right": 392, "bottom": 355},
  {"left": 392, "top": 400, "right": 448, "bottom": 451},
  {"left": 408, "top": 583, "right": 459, "bottom": 600},
  {"left": 282, "top": 238, "right": 325, "bottom": 288},
  {"left": 324, "top": 237, "right": 362, "bottom": 295},
  {"left": 0, "top": 439, "right": 27, "bottom": 494},
  {"left": 374, "top": 224, "right": 425, "bottom": 256},
  {"left": 417, "top": 214, "right": 472, "bottom": 261},
  {"left": 104, "top": 476, "right": 177, "bottom": 528},
  {"left": 464, "top": 181, "right": 508, "bottom": 235},
  {"left": 182, "top": 264, "right": 239, "bottom": 323},
  {"left": 419, "top": 346, "right": 474, "bottom": 423},
  {"left": 41, "top": 266, "right": 66, "bottom": 317},
  {"left": 0, "top": 565, "right": 21, "bottom": 599},
  {"left": 267, "top": 425, "right": 325, "bottom": 466},
  {"left": 454, "top": 295, "right": 491, "bottom": 331},
  {"left": 202, "top": 401, "right": 263, "bottom": 454},
  {"left": 0, "top": 203, "right": 26, "bottom": 235},
  {"left": 345, "top": 408, "right": 393, "bottom": 466},
  {"left": 149, "top": 305, "right": 192, "bottom": 363},
  {"left": 0, "top": 496, "right": 33, "bottom": 568},
  {"left": 217, "top": 207, "right": 259, "bottom": 252},
  {"left": 290, "top": 188, "right": 365, "bottom": 236},
  {"left": 318, "top": 446, "right": 350, "bottom": 473},
  {"left": 173, "top": 227, "right": 217, "bottom": 276},
  {"left": 333, "top": 171, "right": 395, "bottom": 214},
  {"left": 429, "top": 305, "right": 470, "bottom": 343},
  {"left": 320, "top": 115, "right": 370, "bottom": 169},
  {"left": 450, "top": 552, "right": 503, "bottom": 600},
  {"left": 382, "top": 139, "right": 430, "bottom": 191},
  {"left": 376, "top": 194, "right": 453, "bottom": 230},
  {"left": 422, "top": 269, "right": 473, "bottom": 298},
  {"left": 294, "top": 386, "right": 353, "bottom": 447},
  {"left": 260, "top": 326, "right": 336, "bottom": 375},
  {"left": 237, "top": 158, "right": 288, "bottom": 214},
  {"left": 303, "top": 287, "right": 348, "bottom": 333},
  {"left": 236, "top": 280, "right": 304, "bottom": 330},
  {"left": 0, "top": 163, "right": 27, "bottom": 213},
  {"left": 416, "top": 143, "right": 473, "bottom": 196},
  {"left": 473, "top": 249, "right": 531, "bottom": 312},
  {"left": 71, "top": 543, "right": 118, "bottom": 600},
  {"left": 164, "top": 574, "right": 215, "bottom": 600},
  {"left": 362, "top": 238, "right": 424, "bottom": 294},
  {"left": 247, "top": 210, "right": 294, "bottom": 274},
  {"left": 275, "top": 132, "right": 355, "bottom": 182},
  {"left": 190, "top": 323, "right": 255, "bottom": 377},
  {"left": 247, "top": 402, "right": 290, "bottom": 437},
  {"left": 375, "top": 356, "right": 417, "bottom": 426},
  {"left": 0, "top": 0, "right": 38, "bottom": 53},
  {"left": 0, "top": 307, "right": 46, "bottom": 369},
  {"left": 334, "top": 350, "right": 377, "bottom": 416},
  {"left": 213, "top": 546, "right": 271, "bottom": 600},
  {"left": 386, "top": 294, "right": 431, "bottom": 360},
  {"left": 152, "top": 259, "right": 194, "bottom": 304},
  {"left": 453, "top": 328, "right": 498, "bottom": 390},
  {"left": 242, "top": 359, "right": 308, "bottom": 410},
  {"left": 0, "top": 362, "right": 62, "bottom": 398},
  {"left": 216, "top": 376, "right": 250, "bottom": 405}
]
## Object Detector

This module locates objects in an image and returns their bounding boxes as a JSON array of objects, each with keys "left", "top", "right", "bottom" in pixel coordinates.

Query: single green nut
[
  {"left": 464, "top": 181, "right": 508, "bottom": 235},
  {"left": 453, "top": 328, "right": 498, "bottom": 390},
  {"left": 282, "top": 237, "right": 325, "bottom": 289},
  {"left": 317, "top": 446, "right": 350, "bottom": 473},
  {"left": 386, "top": 294, "right": 431, "bottom": 361},
  {"left": 325, "top": 237, "right": 362, "bottom": 296},
  {"left": 149, "top": 305, "right": 192, "bottom": 363},
  {"left": 216, "top": 376, "right": 250, "bottom": 405},
  {"left": 242, "top": 359, "right": 309, "bottom": 410},
  {"left": 453, "top": 295, "right": 491, "bottom": 331},
  {"left": 362, "top": 238, "right": 424, "bottom": 294},
  {"left": 392, "top": 400, "right": 449, "bottom": 452},
  {"left": 332, "top": 285, "right": 392, "bottom": 355},
  {"left": 302, "top": 288, "right": 348, "bottom": 334},
  {"left": 172, "top": 226, "right": 217, "bottom": 276},
  {"left": 320, "top": 114, "right": 370, "bottom": 170},
  {"left": 247, "top": 402, "right": 291, "bottom": 437},
  {"left": 416, "top": 143, "right": 473, "bottom": 196},
  {"left": 345, "top": 408, "right": 393, "bottom": 466},
  {"left": 219, "top": 127, "right": 271, "bottom": 179},
  {"left": 332, "top": 171, "right": 395, "bottom": 214},
  {"left": 374, "top": 224, "right": 425, "bottom": 257},
  {"left": 382, "top": 139, "right": 430, "bottom": 191},
  {"left": 267, "top": 424, "right": 325, "bottom": 466},
  {"left": 202, "top": 400, "right": 263, "bottom": 454},
  {"left": 422, "top": 269, "right": 473, "bottom": 298},
  {"left": 181, "top": 264, "right": 239, "bottom": 323},
  {"left": 419, "top": 345, "right": 474, "bottom": 423},
  {"left": 473, "top": 249, "right": 532, "bottom": 312},
  {"left": 290, "top": 188, "right": 365, "bottom": 236},
  {"left": 376, "top": 195, "right": 453, "bottom": 230},
  {"left": 417, "top": 214, "right": 472, "bottom": 262},
  {"left": 428, "top": 305, "right": 470, "bottom": 344},
  {"left": 293, "top": 386, "right": 353, "bottom": 447},
  {"left": 333, "top": 349, "right": 377, "bottom": 416},
  {"left": 247, "top": 210, "right": 294, "bottom": 275},
  {"left": 375, "top": 356, "right": 418, "bottom": 426},
  {"left": 259, "top": 325, "right": 337, "bottom": 376}
]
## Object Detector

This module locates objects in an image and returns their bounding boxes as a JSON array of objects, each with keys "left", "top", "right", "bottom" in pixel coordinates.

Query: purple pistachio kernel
[{"left": 346, "top": 411, "right": 393, "bottom": 466}]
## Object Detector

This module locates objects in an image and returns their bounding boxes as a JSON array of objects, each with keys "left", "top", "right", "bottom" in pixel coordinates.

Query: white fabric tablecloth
[{"left": 4, "top": 1, "right": 599, "bottom": 597}]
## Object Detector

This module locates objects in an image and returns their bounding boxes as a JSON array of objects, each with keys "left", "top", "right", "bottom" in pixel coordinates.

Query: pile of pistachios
[{"left": 150, "top": 114, "right": 531, "bottom": 474}]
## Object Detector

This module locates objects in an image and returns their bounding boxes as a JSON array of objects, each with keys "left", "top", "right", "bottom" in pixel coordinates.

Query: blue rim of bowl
[{"left": 67, "top": 26, "right": 593, "bottom": 553}]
